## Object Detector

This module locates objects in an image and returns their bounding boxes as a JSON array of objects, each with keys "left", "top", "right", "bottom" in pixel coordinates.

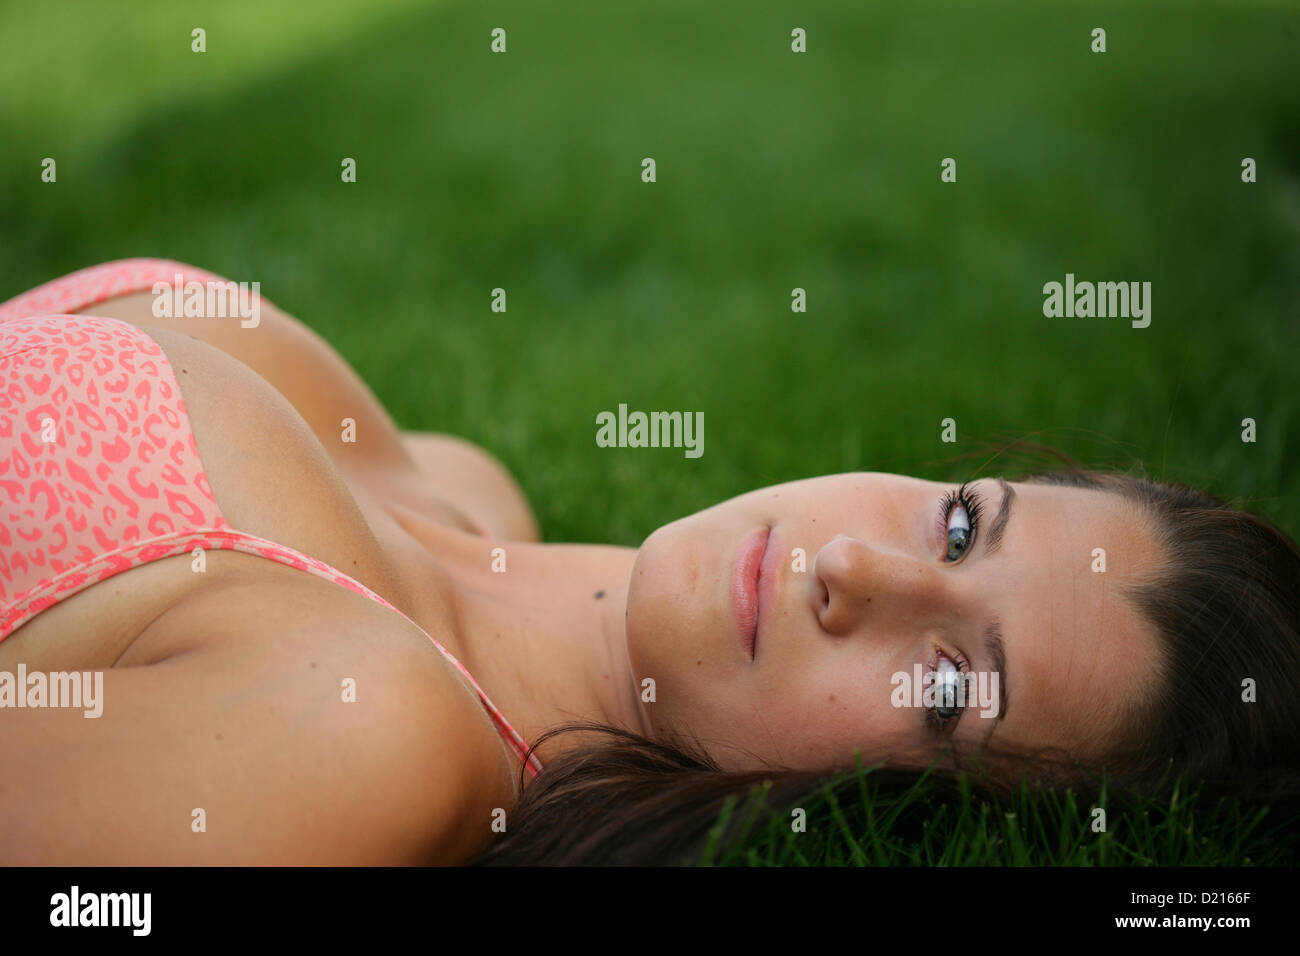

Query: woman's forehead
[{"left": 973, "top": 479, "right": 1167, "bottom": 757}]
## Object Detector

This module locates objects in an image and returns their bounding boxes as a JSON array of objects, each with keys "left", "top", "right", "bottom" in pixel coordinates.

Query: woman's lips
[{"left": 733, "top": 526, "right": 771, "bottom": 661}]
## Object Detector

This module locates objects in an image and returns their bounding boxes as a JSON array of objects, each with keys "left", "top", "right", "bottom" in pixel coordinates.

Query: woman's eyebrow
[
  {"left": 985, "top": 619, "right": 1009, "bottom": 723},
  {"left": 981, "top": 479, "right": 1016, "bottom": 556},
  {"left": 974, "top": 618, "right": 1010, "bottom": 745}
]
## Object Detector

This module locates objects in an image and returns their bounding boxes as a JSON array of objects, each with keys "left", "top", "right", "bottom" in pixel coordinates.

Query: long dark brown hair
[{"left": 476, "top": 447, "right": 1300, "bottom": 865}]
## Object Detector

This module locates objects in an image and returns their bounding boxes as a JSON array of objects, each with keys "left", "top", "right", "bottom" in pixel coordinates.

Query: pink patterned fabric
[
  {"left": 0, "top": 258, "right": 226, "bottom": 326},
  {"left": 0, "top": 260, "right": 542, "bottom": 778}
]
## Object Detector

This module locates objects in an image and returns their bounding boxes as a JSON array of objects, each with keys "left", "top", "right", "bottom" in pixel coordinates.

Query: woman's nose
[{"left": 811, "top": 533, "right": 943, "bottom": 636}]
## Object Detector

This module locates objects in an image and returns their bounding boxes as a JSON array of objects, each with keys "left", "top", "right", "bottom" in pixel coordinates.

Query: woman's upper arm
[{"left": 0, "top": 588, "right": 516, "bottom": 865}]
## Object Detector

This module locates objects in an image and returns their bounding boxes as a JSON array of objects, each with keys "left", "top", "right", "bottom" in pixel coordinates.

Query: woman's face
[{"left": 625, "top": 473, "right": 1166, "bottom": 771}]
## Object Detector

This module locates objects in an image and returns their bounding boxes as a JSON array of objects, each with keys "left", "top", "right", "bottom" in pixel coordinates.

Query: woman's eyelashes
[
  {"left": 936, "top": 481, "right": 986, "bottom": 562},
  {"left": 925, "top": 648, "right": 972, "bottom": 732}
]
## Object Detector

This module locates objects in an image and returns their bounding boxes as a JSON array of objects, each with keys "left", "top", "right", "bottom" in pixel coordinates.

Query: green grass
[
  {"left": 2, "top": 0, "right": 1297, "bottom": 864},
  {"left": 696, "top": 766, "right": 1298, "bottom": 866}
]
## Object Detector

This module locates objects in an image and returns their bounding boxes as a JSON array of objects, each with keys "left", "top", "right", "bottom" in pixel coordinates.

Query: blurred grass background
[
  {"left": 2, "top": 0, "right": 1298, "bottom": 867},
  {"left": 2, "top": 0, "right": 1297, "bottom": 546}
]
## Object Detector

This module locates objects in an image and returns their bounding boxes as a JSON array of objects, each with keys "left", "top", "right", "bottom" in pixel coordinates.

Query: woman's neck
[{"left": 389, "top": 509, "right": 648, "bottom": 767}]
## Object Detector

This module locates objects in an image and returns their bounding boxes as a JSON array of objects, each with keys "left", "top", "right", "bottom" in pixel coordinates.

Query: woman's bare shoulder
[{"left": 2, "top": 568, "right": 518, "bottom": 864}]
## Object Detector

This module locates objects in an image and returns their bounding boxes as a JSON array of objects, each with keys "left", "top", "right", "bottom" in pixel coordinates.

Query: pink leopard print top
[{"left": 0, "top": 259, "right": 542, "bottom": 778}]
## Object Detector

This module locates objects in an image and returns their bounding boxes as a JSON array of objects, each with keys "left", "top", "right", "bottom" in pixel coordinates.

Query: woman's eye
[
  {"left": 936, "top": 482, "right": 984, "bottom": 563},
  {"left": 934, "top": 656, "right": 963, "bottom": 720},
  {"left": 926, "top": 653, "right": 971, "bottom": 732},
  {"left": 945, "top": 503, "right": 972, "bottom": 561}
]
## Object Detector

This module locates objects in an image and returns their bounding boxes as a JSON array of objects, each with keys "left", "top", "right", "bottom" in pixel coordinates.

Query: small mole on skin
[
  {"left": 594, "top": 590, "right": 605, "bottom": 600},
  {"left": 215, "top": 732, "right": 223, "bottom": 741},
  {"left": 828, "top": 694, "right": 835, "bottom": 703},
  {"left": 310, "top": 662, "right": 318, "bottom": 669}
]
